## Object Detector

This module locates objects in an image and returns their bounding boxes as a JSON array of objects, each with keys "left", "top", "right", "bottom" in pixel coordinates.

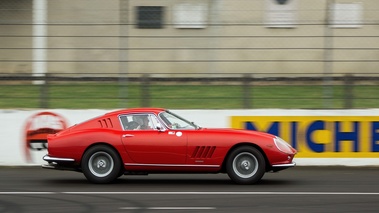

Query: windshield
[{"left": 159, "top": 111, "right": 199, "bottom": 130}]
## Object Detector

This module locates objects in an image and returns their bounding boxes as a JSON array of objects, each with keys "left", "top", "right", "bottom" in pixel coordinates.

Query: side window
[
  {"left": 120, "top": 115, "right": 137, "bottom": 130},
  {"left": 119, "top": 114, "right": 160, "bottom": 130}
]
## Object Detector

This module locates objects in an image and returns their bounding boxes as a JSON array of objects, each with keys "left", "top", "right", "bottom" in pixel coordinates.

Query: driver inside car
[{"left": 134, "top": 115, "right": 152, "bottom": 130}]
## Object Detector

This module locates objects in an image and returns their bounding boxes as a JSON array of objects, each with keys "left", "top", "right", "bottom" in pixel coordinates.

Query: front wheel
[
  {"left": 81, "top": 145, "right": 122, "bottom": 184},
  {"left": 226, "top": 146, "right": 266, "bottom": 184}
]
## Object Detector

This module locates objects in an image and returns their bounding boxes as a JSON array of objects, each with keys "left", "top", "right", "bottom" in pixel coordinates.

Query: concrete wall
[{"left": 2, "top": 108, "right": 379, "bottom": 166}]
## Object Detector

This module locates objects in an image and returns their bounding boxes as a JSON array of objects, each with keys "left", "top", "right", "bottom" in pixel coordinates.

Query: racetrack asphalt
[{"left": 0, "top": 166, "right": 378, "bottom": 212}]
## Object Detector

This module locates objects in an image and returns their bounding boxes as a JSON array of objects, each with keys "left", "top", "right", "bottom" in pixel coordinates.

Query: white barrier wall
[{"left": 1, "top": 109, "right": 379, "bottom": 166}]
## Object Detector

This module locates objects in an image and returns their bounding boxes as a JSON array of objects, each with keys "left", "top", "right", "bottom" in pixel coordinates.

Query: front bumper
[{"left": 271, "top": 162, "right": 296, "bottom": 172}]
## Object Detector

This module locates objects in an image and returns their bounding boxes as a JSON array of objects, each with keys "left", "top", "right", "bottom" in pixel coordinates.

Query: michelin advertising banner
[{"left": 231, "top": 116, "right": 379, "bottom": 158}]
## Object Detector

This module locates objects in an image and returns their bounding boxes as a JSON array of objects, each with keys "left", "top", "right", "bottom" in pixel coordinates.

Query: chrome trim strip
[
  {"left": 43, "top": 155, "right": 75, "bottom": 162},
  {"left": 272, "top": 162, "right": 296, "bottom": 167},
  {"left": 125, "top": 163, "right": 220, "bottom": 168}
]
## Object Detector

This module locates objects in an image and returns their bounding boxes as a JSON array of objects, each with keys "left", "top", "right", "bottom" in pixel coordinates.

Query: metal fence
[
  {"left": 1, "top": 72, "right": 378, "bottom": 109},
  {"left": 1, "top": 0, "right": 379, "bottom": 109}
]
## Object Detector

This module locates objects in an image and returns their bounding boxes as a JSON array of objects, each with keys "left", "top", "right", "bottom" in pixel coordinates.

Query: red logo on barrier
[{"left": 24, "top": 112, "right": 68, "bottom": 162}]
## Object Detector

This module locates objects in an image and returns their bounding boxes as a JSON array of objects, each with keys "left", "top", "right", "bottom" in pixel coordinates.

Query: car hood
[{"left": 198, "top": 127, "right": 276, "bottom": 139}]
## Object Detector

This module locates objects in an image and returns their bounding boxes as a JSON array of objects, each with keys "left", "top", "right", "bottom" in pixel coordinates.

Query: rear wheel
[
  {"left": 226, "top": 146, "right": 266, "bottom": 184},
  {"left": 81, "top": 145, "right": 122, "bottom": 184}
]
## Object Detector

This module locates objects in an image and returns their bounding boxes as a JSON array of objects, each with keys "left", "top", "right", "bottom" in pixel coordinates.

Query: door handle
[{"left": 122, "top": 134, "right": 134, "bottom": 138}]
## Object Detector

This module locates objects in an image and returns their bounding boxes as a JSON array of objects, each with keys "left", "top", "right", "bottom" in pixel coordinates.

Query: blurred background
[{"left": 1, "top": 0, "right": 378, "bottom": 109}]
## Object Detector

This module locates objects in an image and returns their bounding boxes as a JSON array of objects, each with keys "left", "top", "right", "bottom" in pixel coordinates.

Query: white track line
[
  {"left": 1, "top": 191, "right": 379, "bottom": 195},
  {"left": 0, "top": 192, "right": 55, "bottom": 195},
  {"left": 120, "top": 207, "right": 216, "bottom": 210},
  {"left": 62, "top": 191, "right": 379, "bottom": 195}
]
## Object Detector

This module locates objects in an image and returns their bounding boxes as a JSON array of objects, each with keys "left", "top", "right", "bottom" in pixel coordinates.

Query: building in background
[{"left": 0, "top": 0, "right": 378, "bottom": 77}]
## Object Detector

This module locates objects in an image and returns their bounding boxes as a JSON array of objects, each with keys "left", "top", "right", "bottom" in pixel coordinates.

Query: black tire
[
  {"left": 81, "top": 145, "right": 122, "bottom": 184},
  {"left": 226, "top": 146, "right": 266, "bottom": 184}
]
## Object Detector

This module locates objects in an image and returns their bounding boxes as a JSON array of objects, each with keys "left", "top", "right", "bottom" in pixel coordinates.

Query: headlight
[{"left": 274, "top": 136, "right": 294, "bottom": 154}]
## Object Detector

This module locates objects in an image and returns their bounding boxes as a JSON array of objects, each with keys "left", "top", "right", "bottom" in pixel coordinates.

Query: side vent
[
  {"left": 98, "top": 118, "right": 114, "bottom": 128},
  {"left": 191, "top": 146, "right": 216, "bottom": 159}
]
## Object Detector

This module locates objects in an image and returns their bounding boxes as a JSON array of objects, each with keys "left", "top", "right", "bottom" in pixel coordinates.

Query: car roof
[{"left": 104, "top": 108, "right": 167, "bottom": 116}]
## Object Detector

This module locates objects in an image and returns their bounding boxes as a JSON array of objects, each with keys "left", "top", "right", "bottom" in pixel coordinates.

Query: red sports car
[{"left": 43, "top": 108, "right": 296, "bottom": 184}]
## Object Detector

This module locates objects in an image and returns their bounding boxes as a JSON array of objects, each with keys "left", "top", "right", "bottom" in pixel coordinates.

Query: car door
[
  {"left": 122, "top": 130, "right": 187, "bottom": 165},
  {"left": 120, "top": 114, "right": 187, "bottom": 165}
]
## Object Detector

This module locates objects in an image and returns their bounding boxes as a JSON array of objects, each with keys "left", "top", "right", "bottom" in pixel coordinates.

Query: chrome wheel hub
[
  {"left": 232, "top": 152, "right": 258, "bottom": 178},
  {"left": 88, "top": 151, "right": 114, "bottom": 178},
  {"left": 241, "top": 160, "right": 250, "bottom": 170},
  {"left": 97, "top": 160, "right": 106, "bottom": 168}
]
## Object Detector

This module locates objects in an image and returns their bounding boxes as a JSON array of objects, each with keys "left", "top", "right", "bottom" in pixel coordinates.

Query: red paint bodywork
[{"left": 45, "top": 108, "right": 296, "bottom": 173}]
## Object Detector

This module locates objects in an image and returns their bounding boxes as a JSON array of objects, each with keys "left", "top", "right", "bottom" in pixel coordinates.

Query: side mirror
[{"left": 156, "top": 123, "right": 166, "bottom": 132}]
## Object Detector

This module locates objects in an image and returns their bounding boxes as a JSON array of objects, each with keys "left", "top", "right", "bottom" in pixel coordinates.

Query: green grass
[{"left": 0, "top": 83, "right": 378, "bottom": 109}]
